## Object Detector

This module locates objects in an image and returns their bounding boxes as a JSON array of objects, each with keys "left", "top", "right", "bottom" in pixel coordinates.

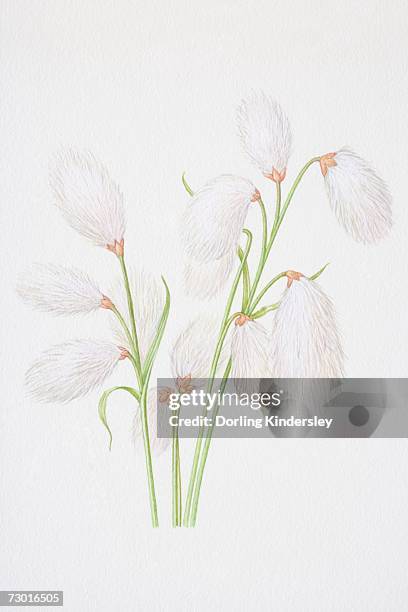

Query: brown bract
[
  {"left": 319, "top": 152, "right": 337, "bottom": 177},
  {"left": 263, "top": 167, "right": 287, "bottom": 183},
  {"left": 285, "top": 270, "right": 303, "bottom": 288},
  {"left": 106, "top": 238, "right": 124, "bottom": 257}
]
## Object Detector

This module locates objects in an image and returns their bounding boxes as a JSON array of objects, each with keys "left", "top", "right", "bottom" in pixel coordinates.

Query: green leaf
[
  {"left": 142, "top": 276, "right": 171, "bottom": 382},
  {"left": 309, "top": 262, "right": 330, "bottom": 281},
  {"left": 251, "top": 303, "right": 280, "bottom": 319},
  {"left": 182, "top": 173, "right": 194, "bottom": 196},
  {"left": 98, "top": 386, "right": 140, "bottom": 450},
  {"left": 238, "top": 246, "right": 251, "bottom": 311}
]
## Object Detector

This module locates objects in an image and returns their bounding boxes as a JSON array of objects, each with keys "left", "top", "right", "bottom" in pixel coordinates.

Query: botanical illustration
[{"left": 18, "top": 93, "right": 392, "bottom": 527}]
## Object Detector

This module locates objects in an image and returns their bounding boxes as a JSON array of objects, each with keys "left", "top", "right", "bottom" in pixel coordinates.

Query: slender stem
[
  {"left": 176, "top": 435, "right": 182, "bottom": 524},
  {"left": 244, "top": 199, "right": 268, "bottom": 313},
  {"left": 246, "top": 184, "right": 281, "bottom": 309},
  {"left": 118, "top": 255, "right": 142, "bottom": 381},
  {"left": 238, "top": 246, "right": 250, "bottom": 311},
  {"left": 275, "top": 157, "right": 320, "bottom": 235},
  {"left": 172, "top": 406, "right": 182, "bottom": 527},
  {"left": 110, "top": 305, "right": 134, "bottom": 351},
  {"left": 249, "top": 272, "right": 286, "bottom": 314},
  {"left": 272, "top": 181, "right": 281, "bottom": 230},
  {"left": 251, "top": 302, "right": 280, "bottom": 319},
  {"left": 190, "top": 359, "right": 232, "bottom": 526},
  {"left": 139, "top": 386, "right": 159, "bottom": 527},
  {"left": 258, "top": 197, "right": 268, "bottom": 261},
  {"left": 182, "top": 231, "right": 252, "bottom": 526},
  {"left": 172, "top": 417, "right": 178, "bottom": 527}
]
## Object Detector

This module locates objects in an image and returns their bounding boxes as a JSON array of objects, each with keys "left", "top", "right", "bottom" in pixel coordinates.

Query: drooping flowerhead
[
  {"left": 26, "top": 340, "right": 126, "bottom": 403},
  {"left": 321, "top": 148, "right": 392, "bottom": 243},
  {"left": 231, "top": 316, "right": 270, "bottom": 394},
  {"left": 50, "top": 149, "right": 126, "bottom": 253},
  {"left": 17, "top": 263, "right": 110, "bottom": 316},
  {"left": 182, "top": 175, "right": 258, "bottom": 298},
  {"left": 183, "top": 175, "right": 259, "bottom": 262},
  {"left": 237, "top": 92, "right": 292, "bottom": 182},
  {"left": 270, "top": 275, "right": 344, "bottom": 377},
  {"left": 110, "top": 269, "right": 165, "bottom": 362}
]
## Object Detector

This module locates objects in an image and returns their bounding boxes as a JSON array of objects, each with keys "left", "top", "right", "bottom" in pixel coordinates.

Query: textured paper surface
[{"left": 1, "top": 1, "right": 408, "bottom": 610}]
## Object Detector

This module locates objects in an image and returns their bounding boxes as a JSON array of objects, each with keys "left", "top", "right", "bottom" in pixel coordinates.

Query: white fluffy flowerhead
[
  {"left": 321, "top": 148, "right": 392, "bottom": 243},
  {"left": 132, "top": 388, "right": 170, "bottom": 457},
  {"left": 270, "top": 276, "right": 344, "bottom": 377},
  {"left": 237, "top": 92, "right": 292, "bottom": 181},
  {"left": 26, "top": 340, "right": 126, "bottom": 403},
  {"left": 50, "top": 149, "right": 126, "bottom": 251},
  {"left": 110, "top": 269, "right": 165, "bottom": 362},
  {"left": 171, "top": 315, "right": 226, "bottom": 382},
  {"left": 183, "top": 175, "right": 257, "bottom": 297},
  {"left": 17, "top": 264, "right": 105, "bottom": 316},
  {"left": 183, "top": 175, "right": 258, "bottom": 263},
  {"left": 231, "top": 316, "right": 271, "bottom": 394}
]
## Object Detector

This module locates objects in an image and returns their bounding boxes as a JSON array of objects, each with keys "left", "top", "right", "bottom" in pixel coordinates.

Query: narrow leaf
[{"left": 98, "top": 386, "right": 140, "bottom": 450}]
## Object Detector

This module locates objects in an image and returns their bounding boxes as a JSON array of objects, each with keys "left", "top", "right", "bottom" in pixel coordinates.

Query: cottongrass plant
[
  {"left": 180, "top": 92, "right": 392, "bottom": 526},
  {"left": 19, "top": 94, "right": 393, "bottom": 528},
  {"left": 19, "top": 150, "right": 170, "bottom": 528}
]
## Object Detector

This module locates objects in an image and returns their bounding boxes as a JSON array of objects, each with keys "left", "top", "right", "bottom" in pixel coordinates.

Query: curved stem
[
  {"left": 182, "top": 230, "right": 252, "bottom": 527},
  {"left": 238, "top": 246, "right": 250, "bottom": 311},
  {"left": 249, "top": 271, "right": 286, "bottom": 315},
  {"left": 251, "top": 302, "right": 280, "bottom": 319},
  {"left": 110, "top": 305, "right": 134, "bottom": 350}
]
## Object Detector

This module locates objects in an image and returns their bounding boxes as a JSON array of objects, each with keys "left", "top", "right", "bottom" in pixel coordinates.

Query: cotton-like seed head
[
  {"left": 231, "top": 319, "right": 271, "bottom": 394},
  {"left": 237, "top": 92, "right": 292, "bottom": 179},
  {"left": 17, "top": 264, "right": 105, "bottom": 316},
  {"left": 182, "top": 175, "right": 256, "bottom": 264},
  {"left": 323, "top": 148, "right": 392, "bottom": 243},
  {"left": 26, "top": 340, "right": 124, "bottom": 403},
  {"left": 270, "top": 277, "right": 344, "bottom": 377},
  {"left": 109, "top": 269, "right": 165, "bottom": 362},
  {"left": 184, "top": 251, "right": 234, "bottom": 299},
  {"left": 50, "top": 149, "right": 126, "bottom": 249},
  {"left": 171, "top": 315, "right": 226, "bottom": 381},
  {"left": 132, "top": 388, "right": 170, "bottom": 456}
]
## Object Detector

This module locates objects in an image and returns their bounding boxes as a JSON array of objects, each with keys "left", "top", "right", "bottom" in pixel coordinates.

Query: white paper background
[{"left": 1, "top": 1, "right": 408, "bottom": 610}]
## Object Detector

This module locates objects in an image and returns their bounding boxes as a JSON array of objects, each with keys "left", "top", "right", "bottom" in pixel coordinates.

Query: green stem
[
  {"left": 182, "top": 230, "right": 252, "bottom": 527},
  {"left": 238, "top": 246, "right": 250, "bottom": 311},
  {"left": 247, "top": 158, "right": 319, "bottom": 312},
  {"left": 172, "top": 406, "right": 182, "bottom": 527},
  {"left": 177, "top": 437, "right": 182, "bottom": 523},
  {"left": 118, "top": 255, "right": 142, "bottom": 384},
  {"left": 248, "top": 272, "right": 286, "bottom": 314},
  {"left": 172, "top": 415, "right": 178, "bottom": 527},
  {"left": 190, "top": 358, "right": 232, "bottom": 526},
  {"left": 140, "top": 385, "right": 159, "bottom": 527}
]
